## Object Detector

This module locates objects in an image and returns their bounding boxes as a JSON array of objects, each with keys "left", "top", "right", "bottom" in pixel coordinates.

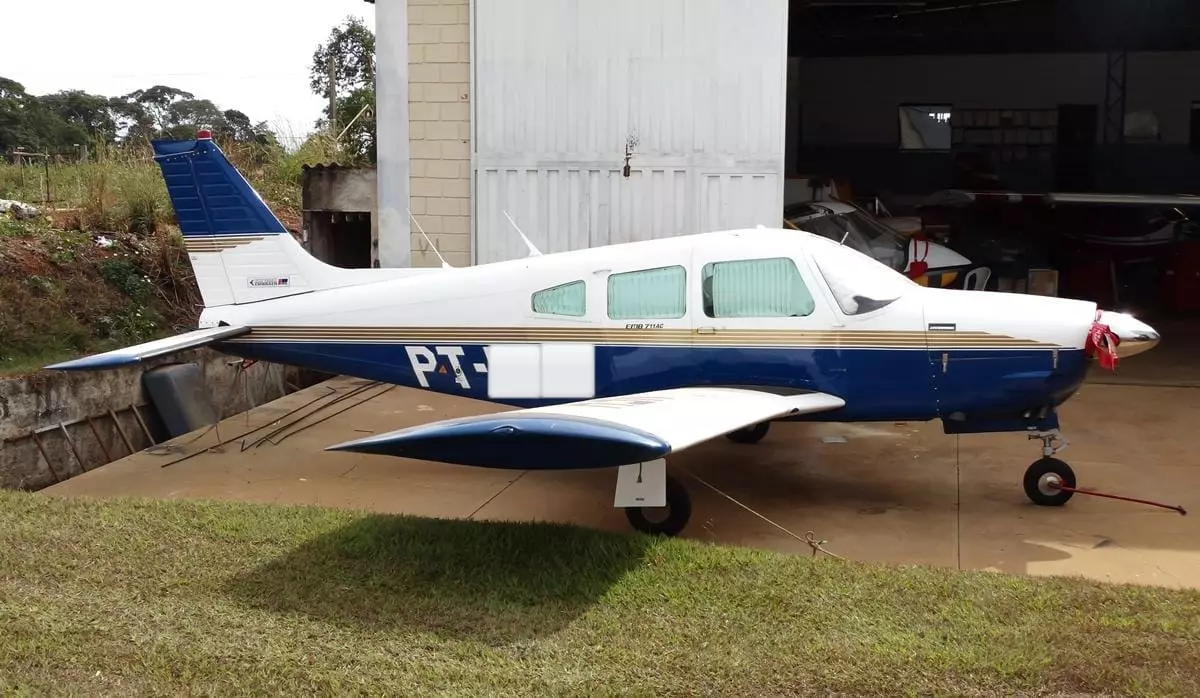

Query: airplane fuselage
[{"left": 199, "top": 229, "right": 1102, "bottom": 436}]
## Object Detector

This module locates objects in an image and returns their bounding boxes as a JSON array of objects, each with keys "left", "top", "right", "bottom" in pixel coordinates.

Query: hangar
[{"left": 309, "top": 0, "right": 1200, "bottom": 333}]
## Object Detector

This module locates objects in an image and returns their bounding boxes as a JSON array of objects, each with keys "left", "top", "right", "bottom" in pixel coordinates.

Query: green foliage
[
  {"left": 0, "top": 78, "right": 278, "bottom": 157},
  {"left": 310, "top": 16, "right": 377, "bottom": 164},
  {"left": 98, "top": 256, "right": 152, "bottom": 302}
]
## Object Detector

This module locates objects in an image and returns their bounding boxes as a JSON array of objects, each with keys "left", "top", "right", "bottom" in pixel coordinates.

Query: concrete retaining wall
[{"left": 0, "top": 351, "right": 311, "bottom": 491}]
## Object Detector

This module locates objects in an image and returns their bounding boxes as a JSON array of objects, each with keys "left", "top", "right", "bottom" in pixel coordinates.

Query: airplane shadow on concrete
[{"left": 222, "top": 513, "right": 654, "bottom": 644}]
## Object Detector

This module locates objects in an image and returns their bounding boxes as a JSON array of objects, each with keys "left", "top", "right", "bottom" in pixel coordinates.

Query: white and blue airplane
[{"left": 46, "top": 132, "right": 1162, "bottom": 536}]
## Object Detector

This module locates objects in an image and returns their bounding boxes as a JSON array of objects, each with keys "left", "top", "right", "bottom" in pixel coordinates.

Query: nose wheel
[
  {"left": 1023, "top": 432, "right": 1076, "bottom": 506},
  {"left": 1023, "top": 457, "right": 1076, "bottom": 506}
]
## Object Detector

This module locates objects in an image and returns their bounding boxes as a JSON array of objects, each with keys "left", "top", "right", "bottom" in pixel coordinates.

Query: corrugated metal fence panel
[{"left": 472, "top": 0, "right": 788, "bottom": 263}]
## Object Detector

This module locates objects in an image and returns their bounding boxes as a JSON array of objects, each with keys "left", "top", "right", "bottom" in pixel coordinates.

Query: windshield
[
  {"left": 790, "top": 205, "right": 907, "bottom": 272},
  {"left": 809, "top": 237, "right": 916, "bottom": 316}
]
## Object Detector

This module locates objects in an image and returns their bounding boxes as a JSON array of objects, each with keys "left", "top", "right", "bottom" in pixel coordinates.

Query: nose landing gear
[{"left": 1023, "top": 432, "right": 1076, "bottom": 506}]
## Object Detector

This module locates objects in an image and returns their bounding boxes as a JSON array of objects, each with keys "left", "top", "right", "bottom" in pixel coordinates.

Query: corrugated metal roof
[{"left": 301, "top": 163, "right": 376, "bottom": 172}]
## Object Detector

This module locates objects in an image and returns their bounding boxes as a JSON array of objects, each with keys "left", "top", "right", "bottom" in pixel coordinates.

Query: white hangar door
[{"left": 470, "top": 0, "right": 789, "bottom": 264}]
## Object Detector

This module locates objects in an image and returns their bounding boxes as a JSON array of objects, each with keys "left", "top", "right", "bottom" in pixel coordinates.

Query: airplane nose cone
[{"left": 1098, "top": 310, "right": 1160, "bottom": 358}]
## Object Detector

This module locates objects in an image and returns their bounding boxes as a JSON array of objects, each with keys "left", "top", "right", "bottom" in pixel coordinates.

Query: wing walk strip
[{"left": 226, "top": 326, "right": 1061, "bottom": 349}]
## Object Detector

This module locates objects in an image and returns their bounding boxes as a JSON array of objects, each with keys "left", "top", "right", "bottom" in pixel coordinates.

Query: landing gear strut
[
  {"left": 726, "top": 421, "right": 770, "bottom": 444},
  {"left": 625, "top": 474, "right": 692, "bottom": 537},
  {"left": 1023, "top": 432, "right": 1076, "bottom": 507}
]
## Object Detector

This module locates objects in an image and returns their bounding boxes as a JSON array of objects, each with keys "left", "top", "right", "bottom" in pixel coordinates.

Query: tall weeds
[{"left": 0, "top": 127, "right": 351, "bottom": 236}]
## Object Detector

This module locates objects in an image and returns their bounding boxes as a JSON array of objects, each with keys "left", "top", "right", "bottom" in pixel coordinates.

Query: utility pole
[{"left": 328, "top": 57, "right": 338, "bottom": 136}]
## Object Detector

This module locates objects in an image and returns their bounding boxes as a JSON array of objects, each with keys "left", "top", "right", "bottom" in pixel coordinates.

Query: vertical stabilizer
[{"left": 153, "top": 131, "right": 439, "bottom": 307}]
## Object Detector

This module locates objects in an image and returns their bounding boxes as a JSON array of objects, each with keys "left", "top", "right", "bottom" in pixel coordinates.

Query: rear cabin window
[
  {"left": 531, "top": 280, "right": 586, "bottom": 316},
  {"left": 701, "top": 257, "right": 816, "bottom": 318},
  {"left": 607, "top": 265, "right": 687, "bottom": 319}
]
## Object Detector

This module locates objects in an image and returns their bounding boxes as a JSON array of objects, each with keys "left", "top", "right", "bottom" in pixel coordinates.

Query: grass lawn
[{"left": 1, "top": 490, "right": 1198, "bottom": 696}]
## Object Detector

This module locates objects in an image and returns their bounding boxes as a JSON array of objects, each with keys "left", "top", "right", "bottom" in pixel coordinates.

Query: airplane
[{"left": 44, "top": 131, "right": 1163, "bottom": 538}]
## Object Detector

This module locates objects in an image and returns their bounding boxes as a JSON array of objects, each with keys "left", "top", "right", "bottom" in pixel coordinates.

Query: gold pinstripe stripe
[
  {"left": 223, "top": 326, "right": 1061, "bottom": 349},
  {"left": 184, "top": 235, "right": 270, "bottom": 252}
]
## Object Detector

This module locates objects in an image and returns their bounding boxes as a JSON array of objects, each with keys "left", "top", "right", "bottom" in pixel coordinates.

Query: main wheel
[
  {"left": 1023, "top": 457, "right": 1076, "bottom": 507},
  {"left": 625, "top": 474, "right": 692, "bottom": 537},
  {"left": 726, "top": 421, "right": 770, "bottom": 444}
]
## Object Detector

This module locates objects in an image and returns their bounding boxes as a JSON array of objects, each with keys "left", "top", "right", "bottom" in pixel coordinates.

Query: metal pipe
[
  {"left": 85, "top": 416, "right": 112, "bottom": 462},
  {"left": 58, "top": 422, "right": 87, "bottom": 473},
  {"left": 108, "top": 409, "right": 136, "bottom": 455}
]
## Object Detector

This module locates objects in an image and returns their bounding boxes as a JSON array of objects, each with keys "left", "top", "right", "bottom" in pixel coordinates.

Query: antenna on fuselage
[
  {"left": 408, "top": 209, "right": 453, "bottom": 269},
  {"left": 502, "top": 210, "right": 542, "bottom": 257}
]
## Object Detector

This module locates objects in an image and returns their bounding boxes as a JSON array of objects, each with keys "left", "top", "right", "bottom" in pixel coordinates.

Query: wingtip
[{"left": 43, "top": 355, "right": 138, "bottom": 372}]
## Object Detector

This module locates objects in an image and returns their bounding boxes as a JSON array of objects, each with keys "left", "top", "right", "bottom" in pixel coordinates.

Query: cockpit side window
[
  {"left": 702, "top": 257, "right": 815, "bottom": 318},
  {"left": 532, "top": 280, "right": 586, "bottom": 316},
  {"left": 810, "top": 240, "right": 916, "bottom": 316}
]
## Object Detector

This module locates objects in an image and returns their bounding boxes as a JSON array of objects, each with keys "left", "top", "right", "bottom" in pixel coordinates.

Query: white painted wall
[
  {"left": 795, "top": 51, "right": 1200, "bottom": 146},
  {"left": 470, "top": 0, "right": 789, "bottom": 264}
]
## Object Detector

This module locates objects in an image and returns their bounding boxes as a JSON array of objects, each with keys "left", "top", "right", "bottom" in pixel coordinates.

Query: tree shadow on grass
[{"left": 222, "top": 514, "right": 656, "bottom": 644}]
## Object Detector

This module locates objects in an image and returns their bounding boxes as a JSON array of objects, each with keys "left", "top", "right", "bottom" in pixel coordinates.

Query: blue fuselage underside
[{"left": 217, "top": 341, "right": 1088, "bottom": 434}]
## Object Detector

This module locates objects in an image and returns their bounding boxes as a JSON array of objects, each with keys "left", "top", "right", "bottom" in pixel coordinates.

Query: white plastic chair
[{"left": 963, "top": 266, "right": 991, "bottom": 291}]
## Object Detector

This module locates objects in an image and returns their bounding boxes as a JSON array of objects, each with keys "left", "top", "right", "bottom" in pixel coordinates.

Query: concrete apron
[{"left": 41, "top": 375, "right": 1200, "bottom": 590}]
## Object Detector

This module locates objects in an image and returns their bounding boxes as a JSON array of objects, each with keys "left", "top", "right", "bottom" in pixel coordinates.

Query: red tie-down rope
[
  {"left": 1085, "top": 310, "right": 1120, "bottom": 371},
  {"left": 1048, "top": 479, "right": 1186, "bottom": 515}
]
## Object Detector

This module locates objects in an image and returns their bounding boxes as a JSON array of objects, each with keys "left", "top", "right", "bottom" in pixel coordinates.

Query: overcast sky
[{"left": 0, "top": 0, "right": 374, "bottom": 145}]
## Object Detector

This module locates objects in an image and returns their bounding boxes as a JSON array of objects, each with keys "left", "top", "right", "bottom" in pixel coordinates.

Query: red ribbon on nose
[{"left": 1085, "top": 310, "right": 1120, "bottom": 371}]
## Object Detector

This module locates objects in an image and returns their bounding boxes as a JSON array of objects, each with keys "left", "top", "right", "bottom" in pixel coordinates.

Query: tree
[
  {"left": 0, "top": 79, "right": 281, "bottom": 157},
  {"left": 39, "top": 90, "right": 118, "bottom": 146},
  {"left": 310, "top": 16, "right": 376, "bottom": 99},
  {"left": 309, "top": 15, "right": 377, "bottom": 163},
  {"left": 122, "top": 85, "right": 196, "bottom": 134}
]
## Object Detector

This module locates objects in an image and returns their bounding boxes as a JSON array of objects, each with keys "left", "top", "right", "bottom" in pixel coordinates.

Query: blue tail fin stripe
[{"left": 151, "top": 138, "right": 287, "bottom": 238}]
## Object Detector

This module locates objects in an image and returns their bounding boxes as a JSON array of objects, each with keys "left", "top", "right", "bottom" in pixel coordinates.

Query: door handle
[{"left": 696, "top": 327, "right": 716, "bottom": 335}]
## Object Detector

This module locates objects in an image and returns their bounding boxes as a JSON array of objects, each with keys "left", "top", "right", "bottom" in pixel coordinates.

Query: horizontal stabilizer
[
  {"left": 44, "top": 325, "right": 250, "bottom": 371},
  {"left": 326, "top": 387, "right": 845, "bottom": 470}
]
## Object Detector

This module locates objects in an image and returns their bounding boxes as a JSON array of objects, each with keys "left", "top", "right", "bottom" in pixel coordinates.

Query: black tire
[
  {"left": 726, "top": 421, "right": 770, "bottom": 444},
  {"left": 625, "top": 474, "right": 692, "bottom": 537},
  {"left": 1023, "top": 457, "right": 1076, "bottom": 507}
]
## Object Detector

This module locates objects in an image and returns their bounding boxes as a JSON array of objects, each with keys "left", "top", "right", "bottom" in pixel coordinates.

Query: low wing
[
  {"left": 326, "top": 387, "right": 846, "bottom": 469},
  {"left": 43, "top": 325, "right": 250, "bottom": 371}
]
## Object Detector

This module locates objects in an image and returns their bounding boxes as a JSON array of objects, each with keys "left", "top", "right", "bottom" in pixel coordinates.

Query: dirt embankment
[{"left": 0, "top": 214, "right": 202, "bottom": 376}]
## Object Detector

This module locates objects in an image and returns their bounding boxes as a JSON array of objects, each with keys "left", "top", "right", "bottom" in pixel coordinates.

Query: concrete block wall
[{"left": 408, "top": 0, "right": 472, "bottom": 267}]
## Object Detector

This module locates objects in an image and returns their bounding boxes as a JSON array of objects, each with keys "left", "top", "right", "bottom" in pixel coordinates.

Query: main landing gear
[
  {"left": 726, "top": 421, "right": 770, "bottom": 444},
  {"left": 625, "top": 473, "right": 693, "bottom": 537},
  {"left": 1023, "top": 432, "right": 1076, "bottom": 507},
  {"left": 623, "top": 422, "right": 769, "bottom": 537}
]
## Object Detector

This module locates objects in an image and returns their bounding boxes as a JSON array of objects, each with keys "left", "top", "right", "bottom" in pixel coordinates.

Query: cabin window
[
  {"left": 702, "top": 257, "right": 815, "bottom": 318},
  {"left": 531, "top": 280, "right": 586, "bottom": 316},
  {"left": 607, "top": 265, "right": 687, "bottom": 319}
]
